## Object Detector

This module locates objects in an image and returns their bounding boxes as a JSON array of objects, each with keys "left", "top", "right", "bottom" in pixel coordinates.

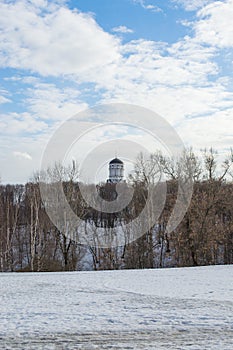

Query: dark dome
[{"left": 109, "top": 157, "right": 123, "bottom": 164}]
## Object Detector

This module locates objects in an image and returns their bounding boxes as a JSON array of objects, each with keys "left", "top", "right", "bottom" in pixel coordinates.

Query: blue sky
[
  {"left": 0, "top": 0, "right": 233, "bottom": 183},
  {"left": 69, "top": 0, "right": 192, "bottom": 42}
]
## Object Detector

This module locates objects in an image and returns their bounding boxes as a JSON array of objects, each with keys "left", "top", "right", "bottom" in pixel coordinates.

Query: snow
[{"left": 0, "top": 265, "right": 233, "bottom": 349}]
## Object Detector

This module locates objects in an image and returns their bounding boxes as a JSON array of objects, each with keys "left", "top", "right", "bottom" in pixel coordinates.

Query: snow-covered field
[{"left": 1, "top": 265, "right": 233, "bottom": 349}]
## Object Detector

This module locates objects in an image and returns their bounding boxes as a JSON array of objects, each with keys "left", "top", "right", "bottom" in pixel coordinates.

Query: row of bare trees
[{"left": 0, "top": 148, "right": 232, "bottom": 272}]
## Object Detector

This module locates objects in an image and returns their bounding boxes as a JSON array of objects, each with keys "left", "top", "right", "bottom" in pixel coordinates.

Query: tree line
[{"left": 0, "top": 148, "right": 232, "bottom": 272}]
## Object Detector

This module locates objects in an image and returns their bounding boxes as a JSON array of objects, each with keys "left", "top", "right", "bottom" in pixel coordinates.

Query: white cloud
[
  {"left": 177, "top": 108, "right": 233, "bottom": 152},
  {"left": 3, "top": 75, "right": 40, "bottom": 84},
  {"left": 112, "top": 26, "right": 134, "bottom": 34},
  {"left": 3, "top": 76, "right": 22, "bottom": 82},
  {"left": 94, "top": 36, "right": 218, "bottom": 98},
  {"left": 13, "top": 151, "right": 32, "bottom": 160},
  {"left": 0, "top": 88, "right": 11, "bottom": 104},
  {"left": 132, "top": 0, "right": 162, "bottom": 12},
  {"left": 0, "top": 112, "right": 48, "bottom": 134},
  {"left": 0, "top": 95, "right": 11, "bottom": 104},
  {"left": 172, "top": 0, "right": 213, "bottom": 11},
  {"left": 175, "top": 1, "right": 233, "bottom": 49},
  {"left": 0, "top": 0, "right": 120, "bottom": 76},
  {"left": 101, "top": 80, "right": 233, "bottom": 123},
  {"left": 0, "top": 80, "right": 89, "bottom": 182},
  {"left": 194, "top": 0, "right": 233, "bottom": 48},
  {"left": 94, "top": 33, "right": 233, "bottom": 155},
  {"left": 25, "top": 83, "right": 88, "bottom": 120},
  {"left": 0, "top": 134, "right": 48, "bottom": 183}
]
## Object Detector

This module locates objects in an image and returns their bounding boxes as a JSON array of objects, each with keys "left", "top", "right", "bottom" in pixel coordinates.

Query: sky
[{"left": 0, "top": 0, "right": 233, "bottom": 183}]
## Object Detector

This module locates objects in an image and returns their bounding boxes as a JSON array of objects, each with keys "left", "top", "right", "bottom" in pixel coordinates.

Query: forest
[{"left": 0, "top": 147, "right": 232, "bottom": 272}]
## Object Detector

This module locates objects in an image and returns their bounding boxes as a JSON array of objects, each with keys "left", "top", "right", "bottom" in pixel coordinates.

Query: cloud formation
[
  {"left": 13, "top": 151, "right": 32, "bottom": 160},
  {"left": 112, "top": 26, "right": 134, "bottom": 34},
  {"left": 133, "top": 0, "right": 163, "bottom": 12},
  {"left": 0, "top": 1, "right": 120, "bottom": 76},
  {"left": 195, "top": 0, "right": 233, "bottom": 48},
  {"left": 172, "top": 0, "right": 213, "bottom": 11}
]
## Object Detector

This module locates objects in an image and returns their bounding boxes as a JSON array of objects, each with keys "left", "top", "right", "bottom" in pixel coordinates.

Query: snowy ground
[{"left": 0, "top": 265, "right": 233, "bottom": 349}]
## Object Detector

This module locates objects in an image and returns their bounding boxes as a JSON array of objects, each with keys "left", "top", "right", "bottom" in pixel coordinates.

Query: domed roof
[{"left": 109, "top": 157, "right": 123, "bottom": 164}]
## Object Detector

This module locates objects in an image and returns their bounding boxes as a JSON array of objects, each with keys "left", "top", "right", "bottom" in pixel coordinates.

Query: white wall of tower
[{"left": 108, "top": 163, "right": 124, "bottom": 183}]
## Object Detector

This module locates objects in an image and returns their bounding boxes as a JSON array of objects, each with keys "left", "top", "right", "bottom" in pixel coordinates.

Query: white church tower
[{"left": 107, "top": 158, "right": 124, "bottom": 183}]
